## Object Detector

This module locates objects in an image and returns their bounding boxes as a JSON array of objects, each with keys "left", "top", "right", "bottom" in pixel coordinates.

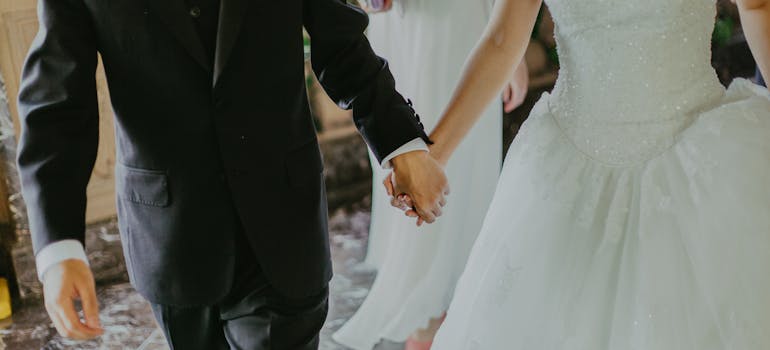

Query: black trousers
[{"left": 150, "top": 232, "right": 329, "bottom": 350}]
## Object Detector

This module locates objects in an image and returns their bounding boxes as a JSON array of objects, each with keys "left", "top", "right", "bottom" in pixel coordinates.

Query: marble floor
[{"left": 0, "top": 208, "right": 403, "bottom": 350}]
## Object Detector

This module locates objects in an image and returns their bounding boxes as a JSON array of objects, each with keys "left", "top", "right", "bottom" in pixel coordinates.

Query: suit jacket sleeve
[
  {"left": 302, "top": 0, "right": 432, "bottom": 162},
  {"left": 16, "top": 0, "right": 99, "bottom": 255}
]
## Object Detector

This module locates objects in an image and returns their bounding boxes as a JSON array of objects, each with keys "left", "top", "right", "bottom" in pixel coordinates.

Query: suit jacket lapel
[
  {"left": 214, "top": 0, "right": 248, "bottom": 87},
  {"left": 148, "top": 0, "right": 212, "bottom": 71}
]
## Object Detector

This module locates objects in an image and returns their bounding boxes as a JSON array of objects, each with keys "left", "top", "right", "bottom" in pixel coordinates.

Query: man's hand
[
  {"left": 502, "top": 61, "right": 529, "bottom": 113},
  {"left": 43, "top": 259, "right": 103, "bottom": 340},
  {"left": 389, "top": 151, "right": 449, "bottom": 225}
]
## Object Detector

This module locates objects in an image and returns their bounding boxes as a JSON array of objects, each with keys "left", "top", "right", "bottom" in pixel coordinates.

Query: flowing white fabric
[
  {"left": 334, "top": 0, "right": 502, "bottom": 348},
  {"left": 433, "top": 1, "right": 770, "bottom": 348}
]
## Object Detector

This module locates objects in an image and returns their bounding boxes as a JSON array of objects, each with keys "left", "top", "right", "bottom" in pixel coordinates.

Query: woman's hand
[{"left": 502, "top": 61, "right": 529, "bottom": 113}]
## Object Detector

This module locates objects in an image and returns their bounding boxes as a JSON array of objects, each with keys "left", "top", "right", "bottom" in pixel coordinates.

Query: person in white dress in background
[
  {"left": 333, "top": 0, "right": 529, "bottom": 349},
  {"left": 387, "top": 0, "right": 770, "bottom": 348}
]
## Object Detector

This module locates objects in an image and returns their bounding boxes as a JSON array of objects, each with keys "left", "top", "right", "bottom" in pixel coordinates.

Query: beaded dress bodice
[{"left": 543, "top": 0, "right": 725, "bottom": 165}]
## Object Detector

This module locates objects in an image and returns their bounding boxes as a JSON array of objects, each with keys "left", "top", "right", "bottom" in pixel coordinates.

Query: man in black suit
[{"left": 16, "top": 0, "right": 449, "bottom": 348}]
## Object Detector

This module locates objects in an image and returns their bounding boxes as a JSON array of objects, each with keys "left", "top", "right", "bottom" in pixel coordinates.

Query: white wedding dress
[
  {"left": 333, "top": 0, "right": 502, "bottom": 348},
  {"left": 433, "top": 0, "right": 770, "bottom": 349}
]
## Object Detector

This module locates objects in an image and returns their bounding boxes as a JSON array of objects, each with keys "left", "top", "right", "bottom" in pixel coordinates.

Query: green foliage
[
  {"left": 712, "top": 17, "right": 735, "bottom": 48},
  {"left": 304, "top": 34, "right": 311, "bottom": 61}
]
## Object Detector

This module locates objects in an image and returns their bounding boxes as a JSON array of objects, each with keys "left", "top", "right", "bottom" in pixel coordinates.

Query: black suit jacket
[{"left": 17, "top": 0, "right": 429, "bottom": 306}]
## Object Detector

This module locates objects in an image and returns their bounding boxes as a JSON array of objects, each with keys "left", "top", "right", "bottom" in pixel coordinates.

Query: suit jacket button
[{"left": 189, "top": 6, "right": 201, "bottom": 18}]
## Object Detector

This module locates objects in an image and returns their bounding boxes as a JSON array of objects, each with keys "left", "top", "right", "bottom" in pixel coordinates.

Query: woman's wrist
[{"left": 428, "top": 142, "right": 451, "bottom": 167}]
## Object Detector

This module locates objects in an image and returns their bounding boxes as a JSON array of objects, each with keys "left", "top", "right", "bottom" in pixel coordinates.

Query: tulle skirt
[{"left": 433, "top": 79, "right": 770, "bottom": 349}]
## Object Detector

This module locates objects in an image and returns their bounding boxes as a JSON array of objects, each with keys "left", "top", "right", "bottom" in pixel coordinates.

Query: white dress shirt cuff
[
  {"left": 381, "top": 138, "right": 429, "bottom": 169},
  {"left": 36, "top": 239, "right": 89, "bottom": 282}
]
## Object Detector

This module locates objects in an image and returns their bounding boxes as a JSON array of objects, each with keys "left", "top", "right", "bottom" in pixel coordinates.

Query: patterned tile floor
[{"left": 1, "top": 209, "right": 403, "bottom": 350}]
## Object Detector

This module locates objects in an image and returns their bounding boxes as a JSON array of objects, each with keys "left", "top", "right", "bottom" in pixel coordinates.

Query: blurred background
[{"left": 0, "top": 0, "right": 761, "bottom": 348}]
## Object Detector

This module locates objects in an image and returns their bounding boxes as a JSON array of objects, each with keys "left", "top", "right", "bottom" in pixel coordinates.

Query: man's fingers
[
  {"left": 57, "top": 296, "right": 101, "bottom": 339},
  {"left": 79, "top": 282, "right": 102, "bottom": 331},
  {"left": 59, "top": 302, "right": 97, "bottom": 339},
  {"left": 41, "top": 260, "right": 102, "bottom": 340},
  {"left": 54, "top": 303, "right": 88, "bottom": 339},
  {"left": 422, "top": 199, "right": 443, "bottom": 220},
  {"left": 48, "top": 307, "right": 73, "bottom": 339},
  {"left": 437, "top": 192, "right": 448, "bottom": 207},
  {"left": 416, "top": 207, "right": 436, "bottom": 224},
  {"left": 432, "top": 204, "right": 443, "bottom": 218}
]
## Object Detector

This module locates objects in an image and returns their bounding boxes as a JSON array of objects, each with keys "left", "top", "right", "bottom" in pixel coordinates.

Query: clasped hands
[{"left": 386, "top": 150, "right": 450, "bottom": 226}]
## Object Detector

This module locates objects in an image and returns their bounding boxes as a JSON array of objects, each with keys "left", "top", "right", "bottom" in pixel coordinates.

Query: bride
[{"left": 391, "top": 0, "right": 770, "bottom": 348}]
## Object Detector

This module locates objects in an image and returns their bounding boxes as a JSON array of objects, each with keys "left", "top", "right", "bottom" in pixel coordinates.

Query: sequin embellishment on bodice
[{"left": 543, "top": 0, "right": 725, "bottom": 165}]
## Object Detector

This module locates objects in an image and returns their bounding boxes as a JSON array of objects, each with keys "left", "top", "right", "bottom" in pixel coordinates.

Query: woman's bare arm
[
  {"left": 736, "top": 0, "right": 770, "bottom": 85},
  {"left": 429, "top": 0, "right": 542, "bottom": 164}
]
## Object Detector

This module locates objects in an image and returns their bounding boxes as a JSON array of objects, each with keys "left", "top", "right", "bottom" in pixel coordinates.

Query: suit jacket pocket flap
[{"left": 116, "top": 164, "right": 170, "bottom": 207}]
